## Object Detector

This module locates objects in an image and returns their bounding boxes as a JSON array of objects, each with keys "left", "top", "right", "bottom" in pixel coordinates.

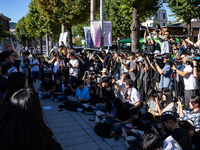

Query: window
[
  {"left": 163, "top": 23, "right": 165, "bottom": 26},
  {"left": 1, "top": 20, "right": 3, "bottom": 24},
  {"left": 153, "top": 14, "right": 157, "bottom": 20},
  {"left": 163, "top": 13, "right": 165, "bottom": 19}
]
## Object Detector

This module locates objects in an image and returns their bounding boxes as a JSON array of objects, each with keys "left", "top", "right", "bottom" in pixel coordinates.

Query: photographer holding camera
[
  {"left": 185, "top": 38, "right": 200, "bottom": 49},
  {"left": 119, "top": 52, "right": 130, "bottom": 74},
  {"left": 156, "top": 30, "right": 171, "bottom": 54},
  {"left": 68, "top": 52, "right": 79, "bottom": 79},
  {"left": 144, "top": 27, "right": 155, "bottom": 52},
  {"left": 96, "top": 50, "right": 109, "bottom": 69},
  {"left": 128, "top": 52, "right": 138, "bottom": 88},
  {"left": 171, "top": 52, "right": 199, "bottom": 109},
  {"left": 154, "top": 53, "right": 173, "bottom": 90},
  {"left": 110, "top": 53, "right": 121, "bottom": 80}
]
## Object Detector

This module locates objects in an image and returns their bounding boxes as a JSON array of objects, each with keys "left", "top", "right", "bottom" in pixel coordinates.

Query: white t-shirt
[
  {"left": 116, "top": 80, "right": 127, "bottom": 103},
  {"left": 30, "top": 58, "right": 40, "bottom": 72},
  {"left": 180, "top": 64, "right": 198, "bottom": 90},
  {"left": 127, "top": 87, "right": 140, "bottom": 105},
  {"left": 69, "top": 58, "right": 79, "bottom": 78},
  {"left": 53, "top": 60, "right": 65, "bottom": 73}
]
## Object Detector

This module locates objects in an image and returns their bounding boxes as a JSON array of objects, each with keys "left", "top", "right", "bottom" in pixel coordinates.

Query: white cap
[{"left": 154, "top": 50, "right": 161, "bottom": 55}]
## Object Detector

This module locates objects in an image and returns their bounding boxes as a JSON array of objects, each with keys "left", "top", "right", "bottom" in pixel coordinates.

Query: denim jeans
[
  {"left": 51, "top": 94, "right": 66, "bottom": 101},
  {"left": 105, "top": 118, "right": 122, "bottom": 134},
  {"left": 32, "top": 71, "right": 39, "bottom": 78}
]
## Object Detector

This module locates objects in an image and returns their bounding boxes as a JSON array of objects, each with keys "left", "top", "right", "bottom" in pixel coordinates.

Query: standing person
[
  {"left": 156, "top": 30, "right": 171, "bottom": 54},
  {"left": 30, "top": 53, "right": 40, "bottom": 78},
  {"left": 53, "top": 56, "right": 65, "bottom": 81},
  {"left": 119, "top": 52, "right": 130, "bottom": 74},
  {"left": 21, "top": 52, "right": 30, "bottom": 77},
  {"left": 154, "top": 53, "right": 173, "bottom": 90},
  {"left": 68, "top": 52, "right": 79, "bottom": 79},
  {"left": 161, "top": 111, "right": 193, "bottom": 150},
  {"left": 111, "top": 53, "right": 121, "bottom": 80},
  {"left": 128, "top": 52, "right": 137, "bottom": 88},
  {"left": 144, "top": 27, "right": 155, "bottom": 53},
  {"left": 96, "top": 50, "right": 109, "bottom": 69},
  {"left": 171, "top": 52, "right": 198, "bottom": 109},
  {"left": 79, "top": 52, "right": 89, "bottom": 79},
  {"left": 0, "top": 88, "right": 63, "bottom": 150}
]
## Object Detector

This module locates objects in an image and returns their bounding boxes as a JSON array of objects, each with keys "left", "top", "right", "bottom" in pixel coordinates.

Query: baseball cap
[
  {"left": 135, "top": 49, "right": 140, "bottom": 53},
  {"left": 154, "top": 50, "right": 161, "bottom": 55},
  {"left": 160, "top": 111, "right": 177, "bottom": 122}
]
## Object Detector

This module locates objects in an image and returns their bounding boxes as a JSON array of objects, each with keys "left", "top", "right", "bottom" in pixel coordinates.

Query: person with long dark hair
[
  {"left": 0, "top": 88, "right": 62, "bottom": 150},
  {"left": 0, "top": 72, "right": 28, "bottom": 120},
  {"left": 155, "top": 89, "right": 175, "bottom": 116}
]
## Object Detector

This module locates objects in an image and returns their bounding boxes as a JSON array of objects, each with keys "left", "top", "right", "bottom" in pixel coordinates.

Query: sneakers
[{"left": 110, "top": 131, "right": 117, "bottom": 137}]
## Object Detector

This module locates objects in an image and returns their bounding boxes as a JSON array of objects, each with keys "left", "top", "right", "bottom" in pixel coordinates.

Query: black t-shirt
[
  {"left": 112, "top": 59, "right": 121, "bottom": 75},
  {"left": 22, "top": 58, "right": 30, "bottom": 68},
  {"left": 145, "top": 42, "right": 155, "bottom": 52},
  {"left": 191, "top": 132, "right": 200, "bottom": 150},
  {"left": 172, "top": 128, "right": 193, "bottom": 150},
  {"left": 42, "top": 80, "right": 55, "bottom": 91},
  {"left": 102, "top": 56, "right": 109, "bottom": 69},
  {"left": 102, "top": 86, "right": 114, "bottom": 100}
]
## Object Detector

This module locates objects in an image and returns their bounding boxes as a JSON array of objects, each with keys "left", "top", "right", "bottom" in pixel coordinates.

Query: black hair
[
  {"left": 142, "top": 133, "right": 162, "bottom": 150},
  {"left": 0, "top": 88, "right": 54, "bottom": 150},
  {"left": 70, "top": 52, "right": 75, "bottom": 57},
  {"left": 166, "top": 30, "right": 171, "bottom": 35},
  {"left": 77, "top": 80, "right": 84, "bottom": 86},
  {"left": 190, "top": 95, "right": 200, "bottom": 108},
  {"left": 0, "top": 51, "right": 11, "bottom": 62},
  {"left": 112, "top": 98, "right": 130, "bottom": 121},
  {"left": 100, "top": 77, "right": 109, "bottom": 84},
  {"left": 101, "top": 50, "right": 106, "bottom": 54},
  {"left": 125, "top": 79, "right": 133, "bottom": 88},
  {"left": 0, "top": 72, "right": 26, "bottom": 106},
  {"left": 122, "top": 72, "right": 130, "bottom": 79},
  {"left": 179, "top": 120, "right": 195, "bottom": 131},
  {"left": 1, "top": 61, "right": 13, "bottom": 75},
  {"left": 130, "top": 52, "right": 135, "bottom": 56},
  {"left": 160, "top": 89, "right": 173, "bottom": 110}
]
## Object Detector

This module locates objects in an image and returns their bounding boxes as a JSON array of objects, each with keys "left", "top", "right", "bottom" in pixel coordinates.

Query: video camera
[
  {"left": 60, "top": 41, "right": 65, "bottom": 48},
  {"left": 186, "top": 55, "right": 200, "bottom": 67}
]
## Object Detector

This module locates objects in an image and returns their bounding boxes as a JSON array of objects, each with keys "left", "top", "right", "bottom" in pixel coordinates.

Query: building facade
[
  {"left": 0, "top": 13, "right": 11, "bottom": 32},
  {"left": 141, "top": 9, "right": 168, "bottom": 27}
]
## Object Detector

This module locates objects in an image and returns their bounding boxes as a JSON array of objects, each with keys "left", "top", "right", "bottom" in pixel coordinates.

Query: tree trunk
[
  {"left": 50, "top": 35, "right": 54, "bottom": 49},
  {"left": 40, "top": 34, "right": 43, "bottom": 55},
  {"left": 66, "top": 27, "right": 73, "bottom": 49},
  {"left": 131, "top": 4, "right": 140, "bottom": 52},
  {"left": 187, "top": 19, "right": 191, "bottom": 40}
]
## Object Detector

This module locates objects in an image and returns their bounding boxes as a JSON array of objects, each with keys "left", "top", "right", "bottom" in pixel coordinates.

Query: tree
[
  {"left": 119, "top": 0, "right": 162, "bottom": 52},
  {"left": 153, "top": 22, "right": 160, "bottom": 27},
  {"left": 16, "top": 17, "right": 31, "bottom": 46},
  {"left": 0, "top": 24, "right": 6, "bottom": 43},
  {"left": 167, "top": 21, "right": 173, "bottom": 26},
  {"left": 164, "top": 0, "right": 200, "bottom": 39},
  {"left": 37, "top": 0, "right": 98, "bottom": 49}
]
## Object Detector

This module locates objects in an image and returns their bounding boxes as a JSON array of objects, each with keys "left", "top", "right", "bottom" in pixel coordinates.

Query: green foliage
[
  {"left": 153, "top": 22, "right": 160, "bottom": 27},
  {"left": 37, "top": 0, "right": 91, "bottom": 28},
  {"left": 119, "top": 0, "right": 162, "bottom": 23},
  {"left": 16, "top": 17, "right": 31, "bottom": 42},
  {"left": 167, "top": 21, "right": 173, "bottom": 26},
  {"left": 164, "top": 0, "right": 200, "bottom": 23},
  {"left": 0, "top": 24, "right": 6, "bottom": 43}
]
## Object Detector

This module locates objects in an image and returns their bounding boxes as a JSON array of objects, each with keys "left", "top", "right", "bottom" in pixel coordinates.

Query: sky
[{"left": 0, "top": 0, "right": 175, "bottom": 23}]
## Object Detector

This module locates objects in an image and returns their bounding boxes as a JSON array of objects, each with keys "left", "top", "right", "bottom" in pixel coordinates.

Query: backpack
[{"left": 94, "top": 123, "right": 111, "bottom": 138}]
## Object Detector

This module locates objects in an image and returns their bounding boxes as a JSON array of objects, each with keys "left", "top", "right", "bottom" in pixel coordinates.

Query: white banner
[
  {"left": 59, "top": 32, "right": 68, "bottom": 47},
  {"left": 90, "top": 21, "right": 112, "bottom": 47}
]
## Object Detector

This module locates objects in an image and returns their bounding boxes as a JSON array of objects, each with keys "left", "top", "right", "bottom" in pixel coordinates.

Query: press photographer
[
  {"left": 95, "top": 50, "right": 109, "bottom": 69},
  {"left": 110, "top": 53, "right": 121, "bottom": 80},
  {"left": 171, "top": 52, "right": 199, "bottom": 109},
  {"left": 154, "top": 53, "right": 173, "bottom": 90},
  {"left": 68, "top": 52, "right": 79, "bottom": 79},
  {"left": 156, "top": 30, "right": 171, "bottom": 54},
  {"left": 128, "top": 52, "right": 137, "bottom": 88},
  {"left": 144, "top": 26, "right": 155, "bottom": 53},
  {"left": 119, "top": 52, "right": 130, "bottom": 74},
  {"left": 185, "top": 38, "right": 200, "bottom": 49}
]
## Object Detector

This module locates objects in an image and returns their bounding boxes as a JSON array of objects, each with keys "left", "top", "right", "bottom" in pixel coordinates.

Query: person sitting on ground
[
  {"left": 161, "top": 111, "right": 193, "bottom": 150},
  {"left": 62, "top": 75, "right": 77, "bottom": 97},
  {"left": 75, "top": 80, "right": 90, "bottom": 103},
  {"left": 0, "top": 88, "right": 63, "bottom": 150},
  {"left": 155, "top": 89, "right": 175, "bottom": 116},
  {"left": 41, "top": 74, "right": 55, "bottom": 94},
  {"left": 177, "top": 95, "right": 200, "bottom": 132},
  {"left": 50, "top": 78, "right": 66, "bottom": 102},
  {"left": 32, "top": 76, "right": 42, "bottom": 92},
  {"left": 124, "top": 79, "right": 141, "bottom": 109},
  {"left": 87, "top": 86, "right": 99, "bottom": 108},
  {"left": 179, "top": 120, "right": 200, "bottom": 150},
  {"left": 0, "top": 72, "right": 28, "bottom": 121},
  {"left": 112, "top": 72, "right": 129, "bottom": 103},
  {"left": 104, "top": 98, "right": 132, "bottom": 136}
]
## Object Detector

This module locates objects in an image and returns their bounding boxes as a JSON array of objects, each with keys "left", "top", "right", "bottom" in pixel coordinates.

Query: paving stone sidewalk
[{"left": 40, "top": 98, "right": 127, "bottom": 150}]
